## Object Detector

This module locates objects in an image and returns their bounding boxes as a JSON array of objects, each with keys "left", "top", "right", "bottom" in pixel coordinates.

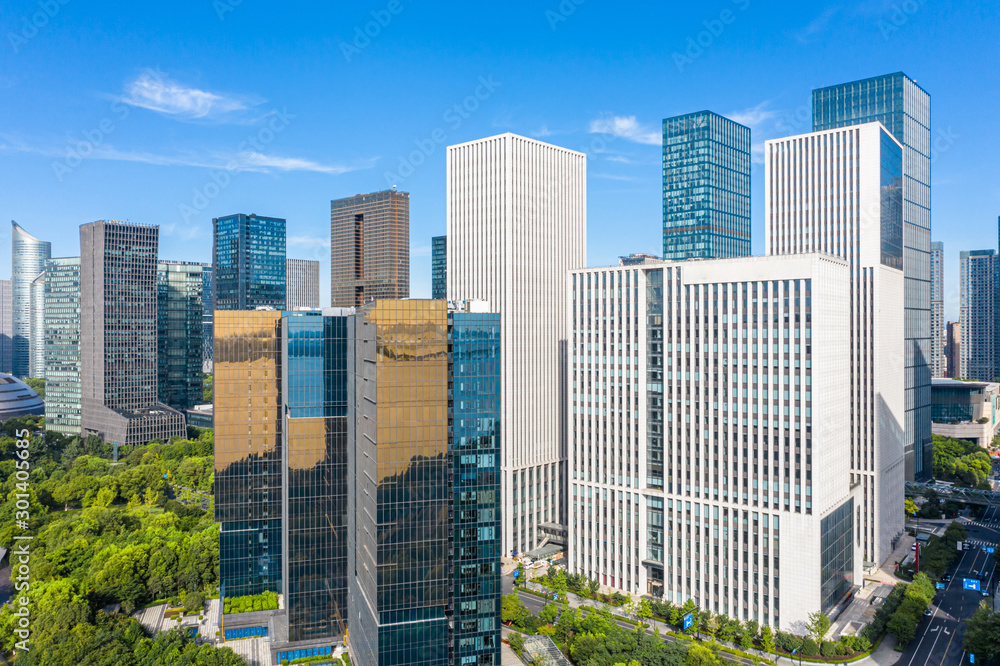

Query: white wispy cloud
[
  {"left": 121, "top": 69, "right": 263, "bottom": 121},
  {"left": 288, "top": 234, "right": 330, "bottom": 248},
  {"left": 411, "top": 244, "right": 431, "bottom": 258},
  {"left": 588, "top": 115, "right": 660, "bottom": 146},
  {"left": 531, "top": 124, "right": 553, "bottom": 138},
  {"left": 792, "top": 7, "right": 841, "bottom": 44},
  {"left": 592, "top": 173, "right": 642, "bottom": 182},
  {"left": 725, "top": 101, "right": 780, "bottom": 130}
]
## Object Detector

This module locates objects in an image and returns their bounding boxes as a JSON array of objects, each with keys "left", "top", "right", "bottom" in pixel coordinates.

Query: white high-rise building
[
  {"left": 930, "top": 242, "right": 944, "bottom": 377},
  {"left": 765, "top": 122, "right": 906, "bottom": 567},
  {"left": 569, "top": 254, "right": 859, "bottom": 631},
  {"left": 447, "top": 133, "right": 586, "bottom": 556}
]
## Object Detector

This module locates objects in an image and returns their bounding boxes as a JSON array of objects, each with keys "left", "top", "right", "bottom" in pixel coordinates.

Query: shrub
[
  {"left": 801, "top": 638, "right": 820, "bottom": 656},
  {"left": 820, "top": 640, "right": 837, "bottom": 658}
]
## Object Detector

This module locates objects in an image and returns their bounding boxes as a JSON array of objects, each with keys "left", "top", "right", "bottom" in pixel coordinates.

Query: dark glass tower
[
  {"left": 212, "top": 213, "right": 286, "bottom": 311},
  {"left": 813, "top": 72, "right": 932, "bottom": 480},
  {"left": 202, "top": 265, "right": 214, "bottom": 373},
  {"left": 661, "top": 111, "right": 751, "bottom": 261},
  {"left": 431, "top": 235, "right": 447, "bottom": 300},
  {"left": 157, "top": 261, "right": 205, "bottom": 411}
]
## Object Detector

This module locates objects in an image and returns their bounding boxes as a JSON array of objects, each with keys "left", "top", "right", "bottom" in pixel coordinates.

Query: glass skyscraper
[
  {"left": 813, "top": 71, "right": 932, "bottom": 479},
  {"left": 157, "top": 262, "right": 205, "bottom": 411},
  {"left": 202, "top": 265, "right": 214, "bottom": 374},
  {"left": 930, "top": 241, "right": 944, "bottom": 377},
  {"left": 43, "top": 258, "right": 81, "bottom": 435},
  {"left": 213, "top": 213, "right": 286, "bottom": 311},
  {"left": 431, "top": 235, "right": 447, "bottom": 300},
  {"left": 661, "top": 111, "right": 751, "bottom": 261},
  {"left": 11, "top": 221, "right": 51, "bottom": 378},
  {"left": 959, "top": 247, "right": 1000, "bottom": 382},
  {"left": 0, "top": 280, "right": 11, "bottom": 375}
]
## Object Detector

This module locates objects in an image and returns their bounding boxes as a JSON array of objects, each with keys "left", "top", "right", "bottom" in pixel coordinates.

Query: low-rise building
[{"left": 931, "top": 378, "right": 1000, "bottom": 447}]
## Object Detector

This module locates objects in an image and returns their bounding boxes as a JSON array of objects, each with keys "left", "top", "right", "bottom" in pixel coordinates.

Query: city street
[{"left": 898, "top": 504, "right": 999, "bottom": 666}]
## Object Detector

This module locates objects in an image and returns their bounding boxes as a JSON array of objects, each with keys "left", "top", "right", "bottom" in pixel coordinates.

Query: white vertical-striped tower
[
  {"left": 765, "top": 122, "right": 906, "bottom": 567},
  {"left": 447, "top": 133, "right": 586, "bottom": 557}
]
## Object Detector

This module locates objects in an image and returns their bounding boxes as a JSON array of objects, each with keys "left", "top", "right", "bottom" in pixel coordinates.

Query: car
[
  {"left": 924, "top": 608, "right": 933, "bottom": 616},
  {"left": 943, "top": 574, "right": 952, "bottom": 582},
  {"left": 911, "top": 544, "right": 917, "bottom": 551},
  {"left": 983, "top": 590, "right": 991, "bottom": 597}
]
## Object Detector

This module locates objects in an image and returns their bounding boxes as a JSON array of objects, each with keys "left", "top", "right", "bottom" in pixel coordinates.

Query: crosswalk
[
  {"left": 967, "top": 520, "right": 1000, "bottom": 530},
  {"left": 963, "top": 538, "right": 997, "bottom": 548}
]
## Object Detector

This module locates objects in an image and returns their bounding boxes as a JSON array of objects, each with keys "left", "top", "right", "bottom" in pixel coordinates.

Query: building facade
[
  {"left": 448, "top": 133, "right": 586, "bottom": 557},
  {"left": 80, "top": 221, "right": 185, "bottom": 447},
  {"left": 43, "top": 258, "right": 82, "bottom": 435},
  {"left": 202, "top": 265, "right": 214, "bottom": 373},
  {"left": 330, "top": 190, "right": 409, "bottom": 308},
  {"left": 945, "top": 321, "right": 961, "bottom": 378},
  {"left": 813, "top": 71, "right": 931, "bottom": 480},
  {"left": 930, "top": 242, "right": 944, "bottom": 377},
  {"left": 959, "top": 248, "right": 1000, "bottom": 382},
  {"left": 931, "top": 378, "right": 1000, "bottom": 447},
  {"left": 662, "top": 111, "right": 751, "bottom": 261},
  {"left": 286, "top": 258, "right": 321, "bottom": 310},
  {"left": 431, "top": 235, "right": 447, "bottom": 300},
  {"left": 765, "top": 122, "right": 906, "bottom": 568},
  {"left": 28, "top": 272, "right": 45, "bottom": 378},
  {"left": 157, "top": 262, "right": 205, "bottom": 411},
  {"left": 0, "top": 280, "right": 11, "bottom": 375},
  {"left": 569, "top": 255, "right": 859, "bottom": 631},
  {"left": 213, "top": 213, "right": 286, "bottom": 311},
  {"left": 12, "top": 221, "right": 51, "bottom": 378}
]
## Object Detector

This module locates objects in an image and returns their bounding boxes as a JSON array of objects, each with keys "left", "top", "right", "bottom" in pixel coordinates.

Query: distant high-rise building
[
  {"left": 158, "top": 262, "right": 205, "bottom": 411},
  {"left": 0, "top": 280, "right": 12, "bottom": 374},
  {"left": 201, "top": 265, "right": 214, "bottom": 373},
  {"left": 330, "top": 190, "right": 409, "bottom": 307},
  {"left": 662, "top": 111, "right": 751, "bottom": 261},
  {"left": 212, "top": 213, "right": 286, "bottom": 311},
  {"left": 946, "top": 321, "right": 961, "bottom": 377},
  {"left": 12, "top": 221, "right": 51, "bottom": 378},
  {"left": 930, "top": 242, "right": 944, "bottom": 377},
  {"left": 959, "top": 246, "right": 1000, "bottom": 381},
  {"left": 431, "top": 235, "right": 446, "bottom": 299},
  {"left": 448, "top": 133, "right": 586, "bottom": 556},
  {"left": 28, "top": 272, "right": 45, "bottom": 378},
  {"left": 80, "top": 221, "right": 185, "bottom": 447},
  {"left": 813, "top": 71, "right": 931, "bottom": 480},
  {"left": 43, "top": 258, "right": 81, "bottom": 435},
  {"left": 766, "top": 122, "right": 906, "bottom": 568},
  {"left": 286, "top": 258, "right": 320, "bottom": 310},
  {"left": 346, "top": 299, "right": 500, "bottom": 666},
  {"left": 619, "top": 253, "right": 661, "bottom": 266}
]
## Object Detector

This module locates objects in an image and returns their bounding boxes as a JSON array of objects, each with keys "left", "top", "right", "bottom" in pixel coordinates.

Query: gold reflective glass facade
[{"left": 215, "top": 310, "right": 284, "bottom": 597}]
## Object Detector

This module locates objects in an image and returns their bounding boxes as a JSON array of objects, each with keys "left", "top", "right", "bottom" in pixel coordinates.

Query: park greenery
[
  {"left": 203, "top": 374, "right": 213, "bottom": 404},
  {"left": 223, "top": 591, "right": 279, "bottom": 615},
  {"left": 964, "top": 603, "right": 1000, "bottom": 665},
  {"left": 24, "top": 377, "right": 45, "bottom": 399},
  {"left": 0, "top": 415, "right": 237, "bottom": 665},
  {"left": 898, "top": 521, "right": 967, "bottom": 580},
  {"left": 932, "top": 434, "right": 993, "bottom": 489}
]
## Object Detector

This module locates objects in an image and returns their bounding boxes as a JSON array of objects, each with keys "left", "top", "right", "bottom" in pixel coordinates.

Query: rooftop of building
[{"left": 932, "top": 378, "right": 999, "bottom": 391}]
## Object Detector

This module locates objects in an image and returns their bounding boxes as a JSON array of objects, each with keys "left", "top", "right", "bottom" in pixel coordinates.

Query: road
[{"left": 898, "top": 504, "right": 999, "bottom": 666}]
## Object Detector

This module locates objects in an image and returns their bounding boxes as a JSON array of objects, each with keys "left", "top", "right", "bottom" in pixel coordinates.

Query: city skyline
[{"left": 0, "top": 2, "right": 996, "bottom": 314}]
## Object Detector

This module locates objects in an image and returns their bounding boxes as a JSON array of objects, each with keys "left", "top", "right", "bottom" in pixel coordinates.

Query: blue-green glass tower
[
  {"left": 813, "top": 72, "right": 932, "bottom": 480},
  {"left": 661, "top": 110, "right": 751, "bottom": 260},
  {"left": 212, "top": 213, "right": 286, "bottom": 311},
  {"left": 431, "top": 235, "right": 447, "bottom": 300}
]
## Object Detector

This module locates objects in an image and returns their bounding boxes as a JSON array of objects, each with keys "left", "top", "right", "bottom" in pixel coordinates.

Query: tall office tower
[
  {"left": 28, "top": 272, "right": 45, "bottom": 378},
  {"left": 213, "top": 213, "right": 286, "bottom": 311},
  {"left": 286, "top": 258, "right": 321, "bottom": 310},
  {"left": 43, "top": 258, "right": 81, "bottom": 435},
  {"left": 930, "top": 242, "right": 944, "bottom": 377},
  {"left": 959, "top": 247, "right": 1000, "bottom": 381},
  {"left": 12, "top": 221, "right": 51, "bottom": 378},
  {"left": 569, "top": 255, "right": 858, "bottom": 630},
  {"left": 79, "top": 221, "right": 185, "bottom": 447},
  {"left": 813, "top": 72, "right": 931, "bottom": 480},
  {"left": 201, "top": 265, "right": 214, "bottom": 374},
  {"left": 661, "top": 111, "right": 751, "bottom": 261},
  {"left": 346, "top": 299, "right": 501, "bottom": 666},
  {"left": 0, "top": 280, "right": 12, "bottom": 374},
  {"left": 765, "top": 123, "right": 906, "bottom": 568},
  {"left": 448, "top": 133, "right": 586, "bottom": 556},
  {"left": 215, "top": 310, "right": 284, "bottom": 597},
  {"left": 330, "top": 190, "right": 409, "bottom": 308},
  {"left": 946, "top": 321, "right": 961, "bottom": 377},
  {"left": 431, "top": 235, "right": 446, "bottom": 300},
  {"left": 157, "top": 262, "right": 205, "bottom": 411}
]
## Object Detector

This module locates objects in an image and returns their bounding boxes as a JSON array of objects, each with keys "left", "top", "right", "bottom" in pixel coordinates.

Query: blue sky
[{"left": 0, "top": 0, "right": 997, "bottom": 317}]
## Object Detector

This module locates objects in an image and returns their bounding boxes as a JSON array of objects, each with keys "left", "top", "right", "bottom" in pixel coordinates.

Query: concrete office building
[
  {"left": 765, "top": 122, "right": 906, "bottom": 568},
  {"left": 431, "top": 235, "right": 446, "bottom": 300},
  {"left": 286, "top": 258, "right": 321, "bottom": 310},
  {"left": 569, "top": 254, "right": 859, "bottom": 631},
  {"left": 945, "top": 321, "right": 961, "bottom": 378},
  {"left": 813, "top": 72, "right": 931, "bottom": 480},
  {"left": 330, "top": 190, "right": 409, "bottom": 308},
  {"left": 80, "top": 221, "right": 185, "bottom": 447},
  {"left": 447, "top": 132, "right": 586, "bottom": 556},
  {"left": 213, "top": 213, "right": 286, "bottom": 311},
  {"left": 12, "top": 221, "right": 51, "bottom": 378},
  {"left": 43, "top": 258, "right": 82, "bottom": 435},
  {"left": 960, "top": 238, "right": 1000, "bottom": 382},
  {"left": 157, "top": 262, "right": 205, "bottom": 411},
  {"left": 662, "top": 111, "right": 751, "bottom": 261},
  {"left": 0, "top": 280, "right": 12, "bottom": 375},
  {"left": 930, "top": 242, "right": 944, "bottom": 377}
]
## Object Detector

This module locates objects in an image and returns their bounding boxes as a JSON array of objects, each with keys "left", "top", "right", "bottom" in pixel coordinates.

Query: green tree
[
  {"left": 904, "top": 498, "right": 919, "bottom": 516},
  {"left": 502, "top": 593, "right": 529, "bottom": 625},
  {"left": 760, "top": 625, "right": 775, "bottom": 657},
  {"left": 540, "top": 602, "right": 559, "bottom": 625},
  {"left": 887, "top": 608, "right": 918, "bottom": 646},
  {"left": 806, "top": 610, "right": 831, "bottom": 643},
  {"left": 963, "top": 605, "right": 1000, "bottom": 663},
  {"left": 509, "top": 631, "right": 525, "bottom": 654},
  {"left": 687, "top": 643, "right": 722, "bottom": 666}
]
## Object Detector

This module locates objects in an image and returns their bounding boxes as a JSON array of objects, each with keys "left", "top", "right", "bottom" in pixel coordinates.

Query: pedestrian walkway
[{"left": 222, "top": 637, "right": 271, "bottom": 666}]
